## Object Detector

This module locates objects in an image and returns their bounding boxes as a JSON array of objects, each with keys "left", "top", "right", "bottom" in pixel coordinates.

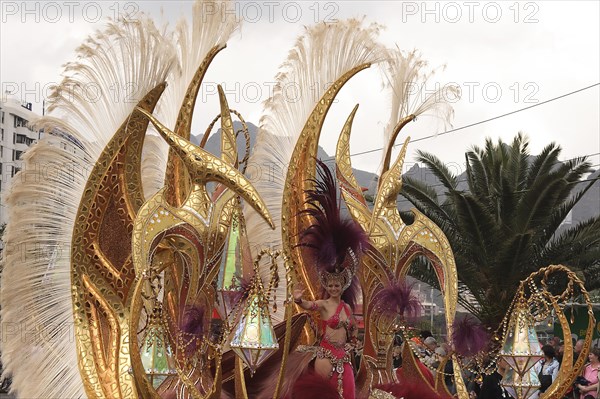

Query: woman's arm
[
  {"left": 581, "top": 382, "right": 598, "bottom": 393},
  {"left": 295, "top": 297, "right": 321, "bottom": 311},
  {"left": 292, "top": 287, "right": 320, "bottom": 311},
  {"left": 345, "top": 305, "right": 360, "bottom": 350}
]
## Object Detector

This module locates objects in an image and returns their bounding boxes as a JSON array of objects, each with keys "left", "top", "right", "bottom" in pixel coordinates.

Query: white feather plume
[
  {"left": 141, "top": 0, "right": 239, "bottom": 198},
  {"left": 0, "top": 16, "right": 176, "bottom": 399},
  {"left": 244, "top": 20, "right": 387, "bottom": 322},
  {"left": 379, "top": 48, "right": 460, "bottom": 172}
]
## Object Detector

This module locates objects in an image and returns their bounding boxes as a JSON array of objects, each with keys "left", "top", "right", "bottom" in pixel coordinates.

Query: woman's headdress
[{"left": 299, "top": 160, "right": 368, "bottom": 298}]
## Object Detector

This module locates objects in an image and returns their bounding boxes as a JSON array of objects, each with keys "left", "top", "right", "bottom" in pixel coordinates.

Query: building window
[
  {"left": 12, "top": 150, "right": 23, "bottom": 161},
  {"left": 1, "top": 145, "right": 3, "bottom": 157},
  {"left": 16, "top": 134, "right": 28, "bottom": 144},
  {"left": 1, "top": 110, "right": 4, "bottom": 124},
  {"left": 1, "top": 128, "right": 3, "bottom": 140},
  {"left": 13, "top": 115, "right": 28, "bottom": 128}
]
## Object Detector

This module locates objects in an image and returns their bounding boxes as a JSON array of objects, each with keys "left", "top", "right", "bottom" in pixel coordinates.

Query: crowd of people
[{"left": 389, "top": 332, "right": 599, "bottom": 399}]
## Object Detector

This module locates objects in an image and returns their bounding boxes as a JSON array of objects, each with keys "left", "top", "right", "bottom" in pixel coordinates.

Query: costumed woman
[{"left": 291, "top": 160, "right": 368, "bottom": 399}]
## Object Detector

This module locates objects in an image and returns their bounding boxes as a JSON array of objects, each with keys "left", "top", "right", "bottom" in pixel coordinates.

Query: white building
[{"left": 0, "top": 96, "right": 43, "bottom": 227}]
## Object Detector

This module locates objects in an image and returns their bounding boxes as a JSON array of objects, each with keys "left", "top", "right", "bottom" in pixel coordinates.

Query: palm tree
[{"left": 400, "top": 133, "right": 600, "bottom": 329}]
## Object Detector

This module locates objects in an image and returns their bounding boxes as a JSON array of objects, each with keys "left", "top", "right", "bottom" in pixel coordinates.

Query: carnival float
[{"left": 0, "top": 1, "right": 596, "bottom": 398}]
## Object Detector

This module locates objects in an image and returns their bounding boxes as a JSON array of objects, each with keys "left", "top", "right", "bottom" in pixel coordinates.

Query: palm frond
[
  {"left": 451, "top": 194, "right": 497, "bottom": 266},
  {"left": 465, "top": 150, "right": 491, "bottom": 199},
  {"left": 415, "top": 150, "right": 459, "bottom": 192},
  {"left": 540, "top": 217, "right": 600, "bottom": 266},
  {"left": 536, "top": 178, "right": 597, "bottom": 245},
  {"left": 400, "top": 177, "right": 461, "bottom": 238},
  {"left": 515, "top": 174, "right": 565, "bottom": 234},
  {"left": 504, "top": 132, "right": 529, "bottom": 193},
  {"left": 526, "top": 143, "right": 561, "bottom": 187}
]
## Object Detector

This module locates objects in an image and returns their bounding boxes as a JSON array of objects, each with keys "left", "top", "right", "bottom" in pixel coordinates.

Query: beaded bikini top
[{"left": 322, "top": 301, "right": 354, "bottom": 331}]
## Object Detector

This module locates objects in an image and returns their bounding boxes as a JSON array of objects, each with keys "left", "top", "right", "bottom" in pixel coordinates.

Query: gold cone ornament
[{"left": 499, "top": 294, "right": 543, "bottom": 399}]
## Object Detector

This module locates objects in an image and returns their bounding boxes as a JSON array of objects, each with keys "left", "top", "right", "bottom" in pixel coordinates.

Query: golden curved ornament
[
  {"left": 165, "top": 45, "right": 227, "bottom": 207},
  {"left": 369, "top": 136, "right": 410, "bottom": 236},
  {"left": 136, "top": 108, "right": 273, "bottom": 229},
  {"left": 71, "top": 83, "right": 167, "bottom": 399},
  {"left": 335, "top": 104, "right": 372, "bottom": 229},
  {"left": 280, "top": 63, "right": 370, "bottom": 310},
  {"left": 540, "top": 294, "right": 573, "bottom": 399},
  {"left": 379, "top": 114, "right": 415, "bottom": 178},
  {"left": 335, "top": 116, "right": 465, "bottom": 398},
  {"left": 518, "top": 265, "right": 596, "bottom": 399},
  {"left": 129, "top": 88, "right": 273, "bottom": 398},
  {"left": 495, "top": 265, "right": 595, "bottom": 399}
]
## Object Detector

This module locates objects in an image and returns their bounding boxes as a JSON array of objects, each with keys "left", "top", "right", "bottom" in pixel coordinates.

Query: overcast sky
[{"left": 1, "top": 1, "right": 599, "bottom": 175}]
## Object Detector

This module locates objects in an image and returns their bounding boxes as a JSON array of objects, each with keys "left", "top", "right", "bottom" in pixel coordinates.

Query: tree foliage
[{"left": 400, "top": 133, "right": 600, "bottom": 328}]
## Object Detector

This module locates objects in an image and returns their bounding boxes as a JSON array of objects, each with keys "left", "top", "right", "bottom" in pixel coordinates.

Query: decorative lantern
[
  {"left": 216, "top": 208, "right": 246, "bottom": 323},
  {"left": 229, "top": 281, "right": 279, "bottom": 374},
  {"left": 140, "top": 304, "right": 177, "bottom": 388},
  {"left": 502, "top": 367, "right": 541, "bottom": 399},
  {"left": 499, "top": 294, "right": 543, "bottom": 399}
]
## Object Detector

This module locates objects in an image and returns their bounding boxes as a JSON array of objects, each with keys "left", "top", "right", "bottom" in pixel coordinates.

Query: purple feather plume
[
  {"left": 228, "top": 275, "right": 253, "bottom": 305},
  {"left": 299, "top": 159, "right": 368, "bottom": 272},
  {"left": 373, "top": 280, "right": 422, "bottom": 320},
  {"left": 298, "top": 160, "right": 369, "bottom": 310},
  {"left": 452, "top": 315, "right": 489, "bottom": 357}
]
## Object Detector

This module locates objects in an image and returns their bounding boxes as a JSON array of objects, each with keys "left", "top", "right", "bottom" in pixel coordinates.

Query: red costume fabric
[
  {"left": 396, "top": 358, "right": 435, "bottom": 386},
  {"left": 317, "top": 301, "right": 356, "bottom": 399}
]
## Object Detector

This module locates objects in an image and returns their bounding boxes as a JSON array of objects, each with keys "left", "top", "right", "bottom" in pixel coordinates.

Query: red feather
[{"left": 291, "top": 370, "right": 339, "bottom": 399}]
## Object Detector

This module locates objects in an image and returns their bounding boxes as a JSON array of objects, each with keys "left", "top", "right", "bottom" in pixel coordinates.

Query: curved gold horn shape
[
  {"left": 369, "top": 136, "right": 410, "bottom": 235},
  {"left": 380, "top": 114, "right": 415, "bottom": 177},
  {"left": 165, "top": 44, "right": 227, "bottom": 207},
  {"left": 71, "top": 82, "right": 167, "bottom": 399},
  {"left": 137, "top": 107, "right": 274, "bottom": 229},
  {"left": 335, "top": 108, "right": 466, "bottom": 397},
  {"left": 281, "top": 63, "right": 371, "bottom": 306},
  {"left": 335, "top": 104, "right": 372, "bottom": 231}
]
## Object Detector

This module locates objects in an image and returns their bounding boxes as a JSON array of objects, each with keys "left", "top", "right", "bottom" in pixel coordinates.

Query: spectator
[
  {"left": 420, "top": 330, "right": 433, "bottom": 340},
  {"left": 531, "top": 345, "right": 560, "bottom": 399},
  {"left": 557, "top": 341, "right": 564, "bottom": 364},
  {"left": 422, "top": 337, "right": 438, "bottom": 367},
  {"left": 575, "top": 347, "right": 600, "bottom": 399},
  {"left": 475, "top": 358, "right": 514, "bottom": 399}
]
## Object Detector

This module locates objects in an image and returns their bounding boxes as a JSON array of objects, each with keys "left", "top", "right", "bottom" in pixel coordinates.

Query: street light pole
[{"left": 430, "top": 286, "right": 434, "bottom": 331}]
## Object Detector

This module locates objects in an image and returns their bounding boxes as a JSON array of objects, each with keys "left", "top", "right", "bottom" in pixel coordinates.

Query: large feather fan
[
  {"left": 0, "top": 15, "right": 176, "bottom": 398},
  {"left": 0, "top": 1, "right": 239, "bottom": 397},
  {"left": 298, "top": 159, "right": 368, "bottom": 309}
]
